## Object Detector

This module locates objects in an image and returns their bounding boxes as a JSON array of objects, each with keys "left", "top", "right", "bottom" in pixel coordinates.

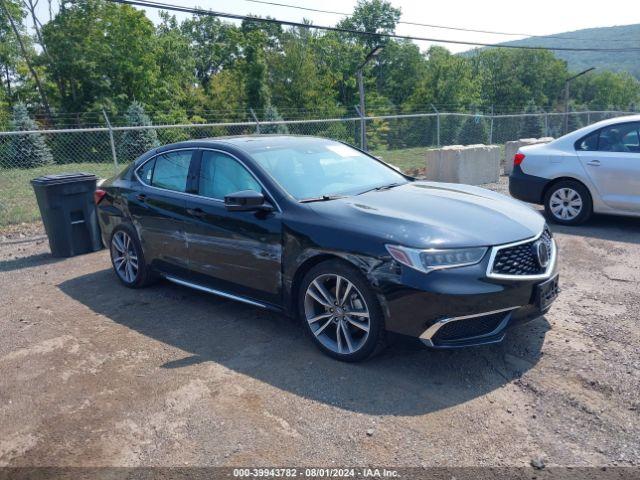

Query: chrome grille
[{"left": 491, "top": 228, "right": 553, "bottom": 277}]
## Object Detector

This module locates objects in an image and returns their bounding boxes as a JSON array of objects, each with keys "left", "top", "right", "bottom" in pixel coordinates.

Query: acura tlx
[{"left": 96, "top": 136, "right": 558, "bottom": 362}]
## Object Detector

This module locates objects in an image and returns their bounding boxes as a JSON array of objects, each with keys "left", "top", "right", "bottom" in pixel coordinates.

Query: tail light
[
  {"left": 94, "top": 189, "right": 106, "bottom": 205},
  {"left": 514, "top": 152, "right": 526, "bottom": 166}
]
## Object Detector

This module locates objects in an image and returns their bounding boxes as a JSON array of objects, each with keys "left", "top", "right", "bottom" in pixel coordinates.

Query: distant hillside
[{"left": 500, "top": 24, "right": 640, "bottom": 78}]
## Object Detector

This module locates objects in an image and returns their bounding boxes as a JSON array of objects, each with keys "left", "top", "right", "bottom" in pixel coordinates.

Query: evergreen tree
[
  {"left": 520, "top": 100, "right": 545, "bottom": 138},
  {"left": 456, "top": 114, "right": 489, "bottom": 145},
  {"left": 118, "top": 102, "right": 159, "bottom": 160},
  {"left": 261, "top": 104, "right": 289, "bottom": 134},
  {"left": 8, "top": 102, "right": 53, "bottom": 168}
]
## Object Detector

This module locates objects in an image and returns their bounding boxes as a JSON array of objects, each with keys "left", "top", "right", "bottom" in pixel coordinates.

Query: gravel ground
[{"left": 1, "top": 177, "right": 639, "bottom": 468}]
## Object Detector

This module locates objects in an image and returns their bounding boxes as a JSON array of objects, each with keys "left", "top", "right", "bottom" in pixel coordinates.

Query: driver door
[
  {"left": 576, "top": 122, "right": 640, "bottom": 212},
  {"left": 183, "top": 149, "right": 282, "bottom": 306}
]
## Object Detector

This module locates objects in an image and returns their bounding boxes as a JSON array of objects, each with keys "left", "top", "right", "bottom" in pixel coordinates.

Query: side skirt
[{"left": 163, "top": 275, "right": 277, "bottom": 310}]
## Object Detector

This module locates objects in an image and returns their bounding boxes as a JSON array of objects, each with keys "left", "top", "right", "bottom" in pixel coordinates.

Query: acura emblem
[{"left": 534, "top": 240, "right": 550, "bottom": 268}]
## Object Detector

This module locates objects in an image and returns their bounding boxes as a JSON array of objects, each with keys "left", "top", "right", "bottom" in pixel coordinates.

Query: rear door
[
  {"left": 576, "top": 122, "right": 640, "bottom": 212},
  {"left": 129, "top": 149, "right": 196, "bottom": 276},
  {"left": 183, "top": 149, "right": 282, "bottom": 306}
]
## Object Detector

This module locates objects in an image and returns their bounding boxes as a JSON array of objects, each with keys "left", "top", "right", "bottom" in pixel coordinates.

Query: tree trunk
[
  {"left": 0, "top": 0, "right": 53, "bottom": 121},
  {"left": 3, "top": 64, "right": 13, "bottom": 105}
]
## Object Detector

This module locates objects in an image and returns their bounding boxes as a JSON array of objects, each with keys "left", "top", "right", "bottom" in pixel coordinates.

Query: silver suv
[{"left": 509, "top": 115, "right": 640, "bottom": 225}]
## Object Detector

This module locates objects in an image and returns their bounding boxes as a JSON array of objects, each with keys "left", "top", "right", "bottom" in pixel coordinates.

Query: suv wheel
[
  {"left": 544, "top": 180, "right": 592, "bottom": 225},
  {"left": 110, "top": 224, "right": 156, "bottom": 288},
  {"left": 298, "top": 260, "right": 385, "bottom": 362}
]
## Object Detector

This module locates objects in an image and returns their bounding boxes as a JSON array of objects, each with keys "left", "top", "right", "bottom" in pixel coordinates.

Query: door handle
[
  {"left": 136, "top": 193, "right": 147, "bottom": 201},
  {"left": 587, "top": 160, "right": 601, "bottom": 167},
  {"left": 187, "top": 207, "right": 206, "bottom": 218}
]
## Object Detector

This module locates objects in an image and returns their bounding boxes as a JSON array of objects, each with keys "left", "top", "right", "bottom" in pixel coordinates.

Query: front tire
[
  {"left": 544, "top": 180, "right": 592, "bottom": 225},
  {"left": 109, "top": 224, "right": 156, "bottom": 288},
  {"left": 298, "top": 260, "right": 385, "bottom": 362}
]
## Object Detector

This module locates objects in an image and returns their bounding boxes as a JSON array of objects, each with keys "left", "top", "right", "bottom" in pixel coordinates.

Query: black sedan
[{"left": 96, "top": 136, "right": 559, "bottom": 362}]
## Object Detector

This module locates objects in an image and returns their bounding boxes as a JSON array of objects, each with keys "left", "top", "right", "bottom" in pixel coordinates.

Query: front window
[
  {"left": 245, "top": 138, "right": 407, "bottom": 200},
  {"left": 198, "top": 151, "right": 261, "bottom": 200}
]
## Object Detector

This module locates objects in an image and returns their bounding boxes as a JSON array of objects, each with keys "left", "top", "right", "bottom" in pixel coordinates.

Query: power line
[
  {"left": 244, "top": 0, "right": 634, "bottom": 42},
  {"left": 106, "top": 0, "right": 640, "bottom": 53}
]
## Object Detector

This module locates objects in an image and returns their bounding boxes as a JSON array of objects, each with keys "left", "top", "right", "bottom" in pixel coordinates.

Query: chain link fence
[{"left": 0, "top": 110, "right": 635, "bottom": 227}]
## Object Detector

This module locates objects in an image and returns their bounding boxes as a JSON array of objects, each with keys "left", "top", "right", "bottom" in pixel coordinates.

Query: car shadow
[
  {"left": 0, "top": 252, "right": 64, "bottom": 273},
  {"left": 547, "top": 214, "right": 640, "bottom": 245},
  {"left": 58, "top": 269, "right": 549, "bottom": 416}
]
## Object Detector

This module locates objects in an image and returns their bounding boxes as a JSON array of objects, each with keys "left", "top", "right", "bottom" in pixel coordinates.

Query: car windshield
[{"left": 243, "top": 137, "right": 407, "bottom": 201}]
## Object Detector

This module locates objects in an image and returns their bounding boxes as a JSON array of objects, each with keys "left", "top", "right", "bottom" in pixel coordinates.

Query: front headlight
[{"left": 385, "top": 244, "right": 488, "bottom": 274}]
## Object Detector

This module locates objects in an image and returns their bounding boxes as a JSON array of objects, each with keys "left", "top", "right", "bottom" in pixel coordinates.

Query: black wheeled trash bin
[{"left": 31, "top": 172, "right": 103, "bottom": 257}]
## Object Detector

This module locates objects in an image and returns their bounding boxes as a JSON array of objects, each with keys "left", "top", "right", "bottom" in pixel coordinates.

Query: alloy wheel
[
  {"left": 111, "top": 230, "right": 139, "bottom": 283},
  {"left": 549, "top": 188, "right": 583, "bottom": 221},
  {"left": 304, "top": 274, "right": 370, "bottom": 355}
]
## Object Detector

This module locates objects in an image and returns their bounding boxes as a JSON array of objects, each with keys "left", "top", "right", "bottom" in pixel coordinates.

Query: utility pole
[
  {"left": 564, "top": 67, "right": 595, "bottom": 134},
  {"left": 355, "top": 45, "right": 384, "bottom": 151}
]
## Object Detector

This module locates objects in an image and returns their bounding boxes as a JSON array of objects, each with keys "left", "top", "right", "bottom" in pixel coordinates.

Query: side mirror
[{"left": 224, "top": 190, "right": 273, "bottom": 212}]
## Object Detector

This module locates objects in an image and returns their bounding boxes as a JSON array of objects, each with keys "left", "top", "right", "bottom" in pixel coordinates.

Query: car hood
[{"left": 308, "top": 181, "right": 545, "bottom": 248}]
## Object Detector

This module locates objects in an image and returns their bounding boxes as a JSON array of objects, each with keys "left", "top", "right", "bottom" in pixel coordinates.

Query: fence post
[
  {"left": 431, "top": 104, "right": 440, "bottom": 147},
  {"left": 250, "top": 108, "right": 260, "bottom": 134},
  {"left": 544, "top": 111, "right": 549, "bottom": 137},
  {"left": 102, "top": 108, "right": 118, "bottom": 176},
  {"left": 355, "top": 105, "right": 366, "bottom": 150},
  {"left": 489, "top": 105, "right": 494, "bottom": 145}
]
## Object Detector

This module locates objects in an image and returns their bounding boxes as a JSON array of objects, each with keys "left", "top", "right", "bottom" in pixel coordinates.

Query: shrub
[
  {"left": 6, "top": 103, "right": 53, "bottom": 168},
  {"left": 118, "top": 102, "right": 159, "bottom": 162}
]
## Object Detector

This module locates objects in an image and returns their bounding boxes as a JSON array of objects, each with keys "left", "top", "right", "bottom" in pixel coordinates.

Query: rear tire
[
  {"left": 298, "top": 260, "right": 385, "bottom": 362},
  {"left": 109, "top": 224, "right": 157, "bottom": 288},
  {"left": 544, "top": 180, "right": 592, "bottom": 225}
]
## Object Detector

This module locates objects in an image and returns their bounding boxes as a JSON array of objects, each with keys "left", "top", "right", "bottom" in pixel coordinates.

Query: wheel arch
[
  {"left": 542, "top": 176, "right": 594, "bottom": 207},
  {"left": 287, "top": 251, "right": 383, "bottom": 316}
]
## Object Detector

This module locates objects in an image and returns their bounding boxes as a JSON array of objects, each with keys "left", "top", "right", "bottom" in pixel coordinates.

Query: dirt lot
[{"left": 1, "top": 182, "right": 639, "bottom": 469}]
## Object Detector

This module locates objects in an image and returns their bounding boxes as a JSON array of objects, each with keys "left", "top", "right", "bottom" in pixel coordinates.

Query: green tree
[
  {"left": 42, "top": 0, "right": 160, "bottom": 115},
  {"left": 457, "top": 114, "right": 489, "bottom": 145},
  {"left": 573, "top": 71, "right": 640, "bottom": 110},
  {"left": 520, "top": 100, "right": 545, "bottom": 138},
  {"left": 471, "top": 48, "right": 567, "bottom": 112},
  {"left": 118, "top": 102, "right": 159, "bottom": 161},
  {"left": 180, "top": 14, "right": 241, "bottom": 90},
  {"left": 337, "top": 0, "right": 401, "bottom": 49},
  {"left": 0, "top": 0, "right": 22, "bottom": 107},
  {"left": 261, "top": 104, "right": 288, "bottom": 134},
  {"left": 243, "top": 31, "right": 271, "bottom": 112},
  {"left": 270, "top": 28, "right": 337, "bottom": 117},
  {"left": 8, "top": 102, "right": 53, "bottom": 168}
]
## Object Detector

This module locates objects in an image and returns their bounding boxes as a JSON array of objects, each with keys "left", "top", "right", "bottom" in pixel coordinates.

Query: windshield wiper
[
  {"left": 357, "top": 182, "right": 404, "bottom": 196},
  {"left": 299, "top": 194, "right": 347, "bottom": 203}
]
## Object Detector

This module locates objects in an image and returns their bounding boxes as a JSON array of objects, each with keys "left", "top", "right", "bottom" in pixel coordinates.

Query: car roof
[
  {"left": 551, "top": 114, "right": 640, "bottom": 148},
  {"left": 132, "top": 135, "right": 352, "bottom": 168}
]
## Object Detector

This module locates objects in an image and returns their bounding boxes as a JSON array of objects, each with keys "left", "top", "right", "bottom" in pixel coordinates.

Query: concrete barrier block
[
  {"left": 424, "top": 144, "right": 500, "bottom": 185},
  {"left": 504, "top": 137, "right": 553, "bottom": 175}
]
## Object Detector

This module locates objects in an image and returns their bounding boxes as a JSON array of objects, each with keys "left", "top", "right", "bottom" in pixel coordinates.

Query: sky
[
  {"left": 134, "top": 0, "right": 640, "bottom": 53},
  {"left": 31, "top": 0, "right": 640, "bottom": 53}
]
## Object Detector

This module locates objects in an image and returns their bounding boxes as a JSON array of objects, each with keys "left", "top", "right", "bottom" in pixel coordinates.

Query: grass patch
[
  {"left": 371, "top": 147, "right": 431, "bottom": 173},
  {"left": 0, "top": 162, "right": 120, "bottom": 227}
]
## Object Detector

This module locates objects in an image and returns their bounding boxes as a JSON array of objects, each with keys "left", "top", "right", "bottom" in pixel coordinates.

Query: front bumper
[{"left": 372, "top": 244, "right": 558, "bottom": 348}]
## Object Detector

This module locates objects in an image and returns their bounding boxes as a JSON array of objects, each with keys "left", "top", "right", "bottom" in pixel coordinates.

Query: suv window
[
  {"left": 198, "top": 151, "right": 261, "bottom": 200},
  {"left": 151, "top": 150, "right": 193, "bottom": 192}
]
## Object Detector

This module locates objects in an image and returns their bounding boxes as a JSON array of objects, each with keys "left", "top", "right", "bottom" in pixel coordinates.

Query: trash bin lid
[{"left": 31, "top": 172, "right": 98, "bottom": 187}]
